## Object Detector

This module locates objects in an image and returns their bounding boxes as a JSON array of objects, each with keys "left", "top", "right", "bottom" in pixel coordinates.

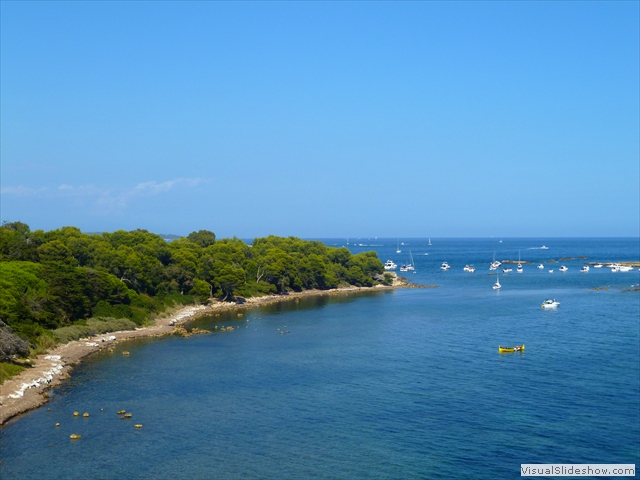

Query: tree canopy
[{"left": 0, "top": 223, "right": 385, "bottom": 349}]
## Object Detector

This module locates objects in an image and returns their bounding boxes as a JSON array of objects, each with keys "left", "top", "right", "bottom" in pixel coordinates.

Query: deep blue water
[{"left": 1, "top": 238, "right": 639, "bottom": 479}]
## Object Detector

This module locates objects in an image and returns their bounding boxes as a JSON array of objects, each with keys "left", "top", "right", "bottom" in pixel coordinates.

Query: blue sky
[{"left": 1, "top": 1, "right": 638, "bottom": 238}]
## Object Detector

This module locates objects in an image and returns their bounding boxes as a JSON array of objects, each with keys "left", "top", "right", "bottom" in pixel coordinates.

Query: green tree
[
  {"left": 209, "top": 262, "right": 246, "bottom": 300},
  {"left": 186, "top": 230, "right": 216, "bottom": 247},
  {"left": 0, "top": 222, "right": 45, "bottom": 262}
]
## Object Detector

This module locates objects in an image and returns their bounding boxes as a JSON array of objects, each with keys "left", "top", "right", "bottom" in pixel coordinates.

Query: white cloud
[
  {"left": 131, "top": 178, "right": 206, "bottom": 197},
  {"left": 2, "top": 178, "right": 208, "bottom": 214},
  {"left": 0, "top": 185, "right": 48, "bottom": 196}
]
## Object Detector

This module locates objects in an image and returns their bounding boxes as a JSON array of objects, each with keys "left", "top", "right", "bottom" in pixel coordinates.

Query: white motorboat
[
  {"left": 503, "top": 267, "right": 512, "bottom": 273},
  {"left": 463, "top": 265, "right": 475, "bottom": 273},
  {"left": 538, "top": 264, "right": 544, "bottom": 269},
  {"left": 384, "top": 260, "right": 397, "bottom": 270},
  {"left": 549, "top": 269, "right": 554, "bottom": 273},
  {"left": 440, "top": 262, "right": 451, "bottom": 270},
  {"left": 559, "top": 266, "right": 568, "bottom": 272},
  {"left": 594, "top": 263, "right": 604, "bottom": 268},
  {"left": 580, "top": 265, "right": 590, "bottom": 273},
  {"left": 541, "top": 245, "right": 549, "bottom": 250},
  {"left": 540, "top": 299, "right": 560, "bottom": 309},
  {"left": 400, "top": 265, "right": 408, "bottom": 272}
]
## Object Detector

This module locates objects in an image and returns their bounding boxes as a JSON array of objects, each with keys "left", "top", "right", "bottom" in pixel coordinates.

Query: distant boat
[
  {"left": 384, "top": 260, "right": 397, "bottom": 270},
  {"left": 406, "top": 251, "right": 415, "bottom": 271},
  {"left": 541, "top": 299, "right": 560, "bottom": 309},
  {"left": 499, "top": 344, "right": 524, "bottom": 353},
  {"left": 396, "top": 240, "right": 401, "bottom": 254},
  {"left": 541, "top": 245, "right": 549, "bottom": 250},
  {"left": 517, "top": 251, "right": 523, "bottom": 273},
  {"left": 559, "top": 266, "right": 568, "bottom": 272},
  {"left": 580, "top": 265, "right": 589, "bottom": 273},
  {"left": 609, "top": 264, "right": 632, "bottom": 272},
  {"left": 538, "top": 264, "right": 544, "bottom": 269},
  {"left": 489, "top": 252, "right": 500, "bottom": 270},
  {"left": 493, "top": 274, "right": 501, "bottom": 290},
  {"left": 440, "top": 262, "right": 451, "bottom": 270},
  {"left": 503, "top": 267, "right": 512, "bottom": 273},
  {"left": 428, "top": 238, "right": 432, "bottom": 246}
]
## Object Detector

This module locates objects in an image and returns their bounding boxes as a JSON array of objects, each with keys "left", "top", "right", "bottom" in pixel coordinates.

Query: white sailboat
[
  {"left": 517, "top": 251, "right": 523, "bottom": 273},
  {"left": 396, "top": 240, "right": 401, "bottom": 254},
  {"left": 490, "top": 252, "right": 501, "bottom": 270},
  {"left": 406, "top": 251, "right": 415, "bottom": 271},
  {"left": 428, "top": 238, "right": 432, "bottom": 246},
  {"left": 493, "top": 271, "right": 501, "bottom": 290}
]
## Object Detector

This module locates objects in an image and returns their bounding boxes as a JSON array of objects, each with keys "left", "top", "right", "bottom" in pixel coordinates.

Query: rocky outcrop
[{"left": 0, "top": 320, "right": 31, "bottom": 362}]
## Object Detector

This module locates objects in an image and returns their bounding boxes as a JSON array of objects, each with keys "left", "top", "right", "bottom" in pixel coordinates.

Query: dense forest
[{"left": 0, "top": 221, "right": 389, "bottom": 362}]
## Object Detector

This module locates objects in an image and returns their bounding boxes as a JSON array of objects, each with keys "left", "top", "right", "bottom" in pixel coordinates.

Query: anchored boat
[{"left": 499, "top": 345, "right": 525, "bottom": 353}]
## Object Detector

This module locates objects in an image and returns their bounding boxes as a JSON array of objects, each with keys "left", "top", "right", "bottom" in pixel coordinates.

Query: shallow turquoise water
[{"left": 1, "top": 238, "right": 638, "bottom": 479}]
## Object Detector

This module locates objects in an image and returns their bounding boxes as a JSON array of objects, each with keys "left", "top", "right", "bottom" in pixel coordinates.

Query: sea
[{"left": 1, "top": 238, "right": 638, "bottom": 480}]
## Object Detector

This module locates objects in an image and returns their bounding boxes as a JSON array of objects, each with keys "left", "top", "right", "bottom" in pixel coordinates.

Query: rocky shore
[{"left": 1, "top": 279, "right": 409, "bottom": 426}]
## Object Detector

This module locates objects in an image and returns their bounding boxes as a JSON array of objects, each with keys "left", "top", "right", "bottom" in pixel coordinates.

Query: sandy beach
[{"left": 0, "top": 283, "right": 402, "bottom": 426}]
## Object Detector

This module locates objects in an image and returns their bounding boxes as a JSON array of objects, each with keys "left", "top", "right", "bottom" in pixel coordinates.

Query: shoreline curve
[{"left": 0, "top": 282, "right": 405, "bottom": 426}]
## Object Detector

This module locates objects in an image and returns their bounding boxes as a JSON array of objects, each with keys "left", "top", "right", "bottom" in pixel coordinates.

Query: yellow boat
[{"left": 498, "top": 344, "right": 525, "bottom": 353}]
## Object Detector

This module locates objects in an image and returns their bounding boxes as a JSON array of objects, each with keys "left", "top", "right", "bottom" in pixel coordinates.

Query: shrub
[
  {"left": 0, "top": 362, "right": 26, "bottom": 383},
  {"left": 31, "top": 332, "right": 58, "bottom": 356},
  {"left": 53, "top": 317, "right": 137, "bottom": 343}
]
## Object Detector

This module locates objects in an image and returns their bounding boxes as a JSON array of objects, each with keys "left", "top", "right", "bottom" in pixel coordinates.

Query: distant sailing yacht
[
  {"left": 493, "top": 273, "right": 501, "bottom": 290},
  {"left": 517, "top": 251, "right": 523, "bottom": 273},
  {"left": 396, "top": 240, "right": 401, "bottom": 253},
  {"left": 428, "top": 238, "right": 432, "bottom": 246},
  {"left": 406, "top": 251, "right": 415, "bottom": 272}
]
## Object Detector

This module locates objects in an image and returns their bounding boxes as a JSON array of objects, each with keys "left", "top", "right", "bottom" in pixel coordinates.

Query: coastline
[{"left": 0, "top": 282, "right": 404, "bottom": 426}]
